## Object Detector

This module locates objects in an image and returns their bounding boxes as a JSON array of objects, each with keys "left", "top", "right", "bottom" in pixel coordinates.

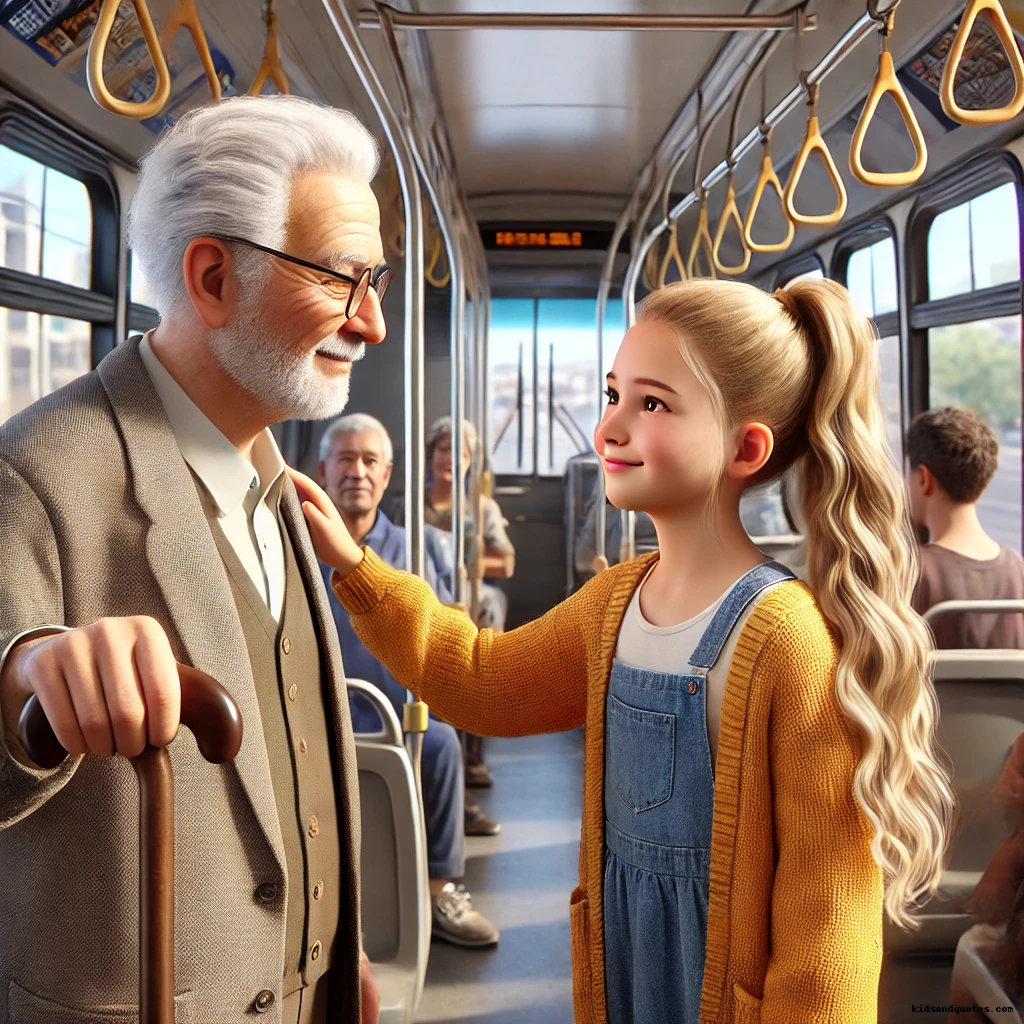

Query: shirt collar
[
  {"left": 138, "top": 332, "right": 285, "bottom": 518},
  {"left": 364, "top": 508, "right": 392, "bottom": 550}
]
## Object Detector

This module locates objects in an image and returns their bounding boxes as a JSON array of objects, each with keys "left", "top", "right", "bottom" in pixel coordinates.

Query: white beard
[{"left": 208, "top": 304, "right": 365, "bottom": 421}]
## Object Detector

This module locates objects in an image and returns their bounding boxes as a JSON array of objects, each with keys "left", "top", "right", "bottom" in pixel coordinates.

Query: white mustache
[{"left": 316, "top": 339, "right": 365, "bottom": 361}]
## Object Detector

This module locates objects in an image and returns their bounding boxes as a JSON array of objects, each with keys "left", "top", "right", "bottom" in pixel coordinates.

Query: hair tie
[{"left": 773, "top": 287, "right": 802, "bottom": 325}]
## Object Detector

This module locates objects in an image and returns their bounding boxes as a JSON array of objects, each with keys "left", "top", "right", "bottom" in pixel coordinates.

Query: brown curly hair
[{"left": 907, "top": 407, "right": 1000, "bottom": 503}]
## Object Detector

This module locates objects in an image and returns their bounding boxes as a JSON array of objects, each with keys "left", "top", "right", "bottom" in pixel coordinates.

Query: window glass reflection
[
  {"left": 0, "top": 145, "right": 92, "bottom": 288},
  {"left": 1, "top": 307, "right": 91, "bottom": 425},
  {"left": 928, "top": 316, "right": 1022, "bottom": 551}
]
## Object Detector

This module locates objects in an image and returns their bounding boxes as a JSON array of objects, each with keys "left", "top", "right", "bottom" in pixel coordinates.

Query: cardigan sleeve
[
  {"left": 759, "top": 606, "right": 884, "bottom": 1024},
  {"left": 332, "top": 547, "right": 620, "bottom": 737}
]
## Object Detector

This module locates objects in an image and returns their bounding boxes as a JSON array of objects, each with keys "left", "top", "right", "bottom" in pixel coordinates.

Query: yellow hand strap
[
  {"left": 712, "top": 172, "right": 752, "bottom": 276},
  {"left": 87, "top": 0, "right": 171, "bottom": 120},
  {"left": 940, "top": 0, "right": 1024, "bottom": 125},
  {"left": 743, "top": 133, "right": 796, "bottom": 253},
  {"left": 249, "top": 10, "right": 290, "bottom": 96},
  {"left": 159, "top": 0, "right": 221, "bottom": 105},
  {"left": 686, "top": 194, "right": 717, "bottom": 280},
  {"left": 783, "top": 98, "right": 848, "bottom": 226}
]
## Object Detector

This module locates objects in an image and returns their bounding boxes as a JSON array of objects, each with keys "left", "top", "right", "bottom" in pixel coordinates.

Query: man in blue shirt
[{"left": 318, "top": 413, "right": 499, "bottom": 947}]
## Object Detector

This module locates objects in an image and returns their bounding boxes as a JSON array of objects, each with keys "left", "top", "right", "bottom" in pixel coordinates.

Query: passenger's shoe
[
  {"left": 432, "top": 883, "right": 500, "bottom": 947},
  {"left": 465, "top": 762, "right": 494, "bottom": 788},
  {"left": 464, "top": 802, "right": 502, "bottom": 836}
]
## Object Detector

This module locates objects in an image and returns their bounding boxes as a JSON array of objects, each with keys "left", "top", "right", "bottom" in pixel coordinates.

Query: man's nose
[{"left": 344, "top": 287, "right": 386, "bottom": 345}]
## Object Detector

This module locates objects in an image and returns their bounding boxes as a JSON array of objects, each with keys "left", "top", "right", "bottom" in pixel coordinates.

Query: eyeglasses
[{"left": 219, "top": 236, "right": 393, "bottom": 318}]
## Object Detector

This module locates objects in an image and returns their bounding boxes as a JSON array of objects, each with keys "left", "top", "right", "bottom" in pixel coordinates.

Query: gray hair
[
  {"left": 426, "top": 416, "right": 479, "bottom": 461},
  {"left": 319, "top": 412, "right": 394, "bottom": 465},
  {"left": 128, "top": 95, "right": 380, "bottom": 313}
]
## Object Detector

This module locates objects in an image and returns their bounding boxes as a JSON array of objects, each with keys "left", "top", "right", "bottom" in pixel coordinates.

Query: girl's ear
[{"left": 726, "top": 422, "right": 774, "bottom": 481}]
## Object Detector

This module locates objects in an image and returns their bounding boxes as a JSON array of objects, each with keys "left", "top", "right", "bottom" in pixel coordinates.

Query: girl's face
[
  {"left": 595, "top": 320, "right": 724, "bottom": 515},
  {"left": 432, "top": 434, "right": 472, "bottom": 484}
]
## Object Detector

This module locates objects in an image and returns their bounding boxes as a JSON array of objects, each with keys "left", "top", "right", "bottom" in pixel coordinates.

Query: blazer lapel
[{"left": 96, "top": 339, "right": 286, "bottom": 877}]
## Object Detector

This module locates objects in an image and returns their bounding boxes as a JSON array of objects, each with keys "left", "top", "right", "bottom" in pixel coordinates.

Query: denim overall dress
[{"left": 602, "top": 561, "right": 796, "bottom": 1024}]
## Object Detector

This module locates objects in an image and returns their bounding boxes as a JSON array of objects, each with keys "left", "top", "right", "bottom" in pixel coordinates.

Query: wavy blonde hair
[{"left": 637, "top": 278, "right": 957, "bottom": 929}]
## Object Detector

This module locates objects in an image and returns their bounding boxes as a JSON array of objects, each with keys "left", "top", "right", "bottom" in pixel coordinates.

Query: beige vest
[{"left": 206, "top": 495, "right": 343, "bottom": 1001}]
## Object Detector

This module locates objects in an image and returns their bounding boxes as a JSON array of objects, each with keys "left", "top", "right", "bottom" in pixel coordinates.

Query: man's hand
[
  {"left": 0, "top": 617, "right": 181, "bottom": 760},
  {"left": 360, "top": 950, "right": 380, "bottom": 1024}
]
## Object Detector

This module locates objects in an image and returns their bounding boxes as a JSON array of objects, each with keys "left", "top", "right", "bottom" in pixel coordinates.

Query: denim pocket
[{"left": 606, "top": 694, "right": 675, "bottom": 813}]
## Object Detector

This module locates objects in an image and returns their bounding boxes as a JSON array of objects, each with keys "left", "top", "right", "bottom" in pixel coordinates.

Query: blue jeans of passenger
[
  {"left": 602, "top": 562, "right": 794, "bottom": 1024},
  {"left": 350, "top": 684, "right": 465, "bottom": 881}
]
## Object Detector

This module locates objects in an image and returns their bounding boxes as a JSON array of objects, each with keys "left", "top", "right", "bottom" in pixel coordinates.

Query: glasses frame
[{"left": 218, "top": 235, "right": 392, "bottom": 318}]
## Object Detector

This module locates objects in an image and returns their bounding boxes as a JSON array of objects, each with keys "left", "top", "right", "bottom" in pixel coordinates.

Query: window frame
[
  {"left": 831, "top": 218, "right": 901, "bottom": 339},
  {"left": 0, "top": 104, "right": 122, "bottom": 366},
  {"left": 773, "top": 251, "right": 825, "bottom": 289}
]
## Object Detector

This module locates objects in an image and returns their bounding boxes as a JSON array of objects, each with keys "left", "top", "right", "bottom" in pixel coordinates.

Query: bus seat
[
  {"left": 950, "top": 924, "right": 1021, "bottom": 1023},
  {"left": 347, "top": 678, "right": 431, "bottom": 1024},
  {"left": 885, "top": 650, "right": 1024, "bottom": 957}
]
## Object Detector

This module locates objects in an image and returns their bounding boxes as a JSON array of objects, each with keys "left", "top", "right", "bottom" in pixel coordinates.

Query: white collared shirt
[{"left": 138, "top": 334, "right": 286, "bottom": 620}]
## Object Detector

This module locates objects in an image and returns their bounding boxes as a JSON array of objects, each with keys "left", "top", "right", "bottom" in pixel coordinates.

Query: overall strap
[{"left": 688, "top": 561, "right": 797, "bottom": 672}]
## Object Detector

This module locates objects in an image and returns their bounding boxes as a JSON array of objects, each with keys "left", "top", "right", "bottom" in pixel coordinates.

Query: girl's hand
[{"left": 286, "top": 466, "right": 364, "bottom": 578}]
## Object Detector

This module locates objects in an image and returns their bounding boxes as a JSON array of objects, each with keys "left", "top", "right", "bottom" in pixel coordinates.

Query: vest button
[
  {"left": 281, "top": 636, "right": 291, "bottom": 655},
  {"left": 288, "top": 683, "right": 298, "bottom": 701},
  {"left": 298, "top": 737, "right": 308, "bottom": 754},
  {"left": 310, "top": 939, "right": 322, "bottom": 961},
  {"left": 308, "top": 815, "right": 320, "bottom": 838},
  {"left": 313, "top": 879, "right": 324, "bottom": 900},
  {"left": 254, "top": 990, "right": 275, "bottom": 1012},
  {"left": 688, "top": 681, "right": 698, "bottom": 694},
  {"left": 255, "top": 882, "right": 278, "bottom": 904}
]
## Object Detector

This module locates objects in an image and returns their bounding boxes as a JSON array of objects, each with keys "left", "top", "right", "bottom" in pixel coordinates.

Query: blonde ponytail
[
  {"left": 785, "top": 280, "right": 957, "bottom": 928},
  {"left": 637, "top": 278, "right": 957, "bottom": 928}
]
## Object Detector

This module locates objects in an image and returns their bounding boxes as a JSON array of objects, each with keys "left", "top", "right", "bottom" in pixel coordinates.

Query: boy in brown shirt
[{"left": 907, "top": 407, "right": 1024, "bottom": 649}]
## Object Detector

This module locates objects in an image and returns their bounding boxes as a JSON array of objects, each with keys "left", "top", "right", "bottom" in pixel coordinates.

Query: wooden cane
[{"left": 18, "top": 664, "right": 243, "bottom": 1024}]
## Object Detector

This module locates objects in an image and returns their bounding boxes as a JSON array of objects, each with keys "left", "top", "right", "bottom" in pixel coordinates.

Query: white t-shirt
[{"left": 613, "top": 565, "right": 786, "bottom": 763}]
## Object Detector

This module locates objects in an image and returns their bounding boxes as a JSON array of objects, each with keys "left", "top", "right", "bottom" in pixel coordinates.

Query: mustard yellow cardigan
[{"left": 333, "top": 549, "right": 884, "bottom": 1024}]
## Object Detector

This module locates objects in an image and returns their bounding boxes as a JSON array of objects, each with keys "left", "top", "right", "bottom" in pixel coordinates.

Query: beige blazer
[{"left": 0, "top": 338, "right": 362, "bottom": 1024}]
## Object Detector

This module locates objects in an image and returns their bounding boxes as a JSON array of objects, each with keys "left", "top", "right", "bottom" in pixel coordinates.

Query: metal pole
[
  {"left": 359, "top": 5, "right": 816, "bottom": 32},
  {"left": 320, "top": 0, "right": 426, "bottom": 583},
  {"left": 593, "top": 196, "right": 636, "bottom": 570}
]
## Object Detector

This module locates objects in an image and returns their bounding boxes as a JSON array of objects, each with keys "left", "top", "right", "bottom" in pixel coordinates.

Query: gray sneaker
[{"left": 432, "top": 883, "right": 500, "bottom": 948}]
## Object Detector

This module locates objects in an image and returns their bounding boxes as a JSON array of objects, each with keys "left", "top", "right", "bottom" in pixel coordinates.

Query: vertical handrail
[{"left": 320, "top": 0, "right": 426, "bottom": 582}]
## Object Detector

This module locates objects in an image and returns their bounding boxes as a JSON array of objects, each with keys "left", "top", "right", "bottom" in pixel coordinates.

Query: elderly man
[
  {"left": 319, "top": 413, "right": 500, "bottom": 948},
  {"left": 0, "top": 96, "right": 386, "bottom": 1023}
]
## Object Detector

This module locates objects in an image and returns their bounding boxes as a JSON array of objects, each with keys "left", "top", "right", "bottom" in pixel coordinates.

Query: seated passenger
[
  {"left": 424, "top": 416, "right": 515, "bottom": 792},
  {"left": 907, "top": 407, "right": 1024, "bottom": 649},
  {"left": 318, "top": 413, "right": 499, "bottom": 947}
]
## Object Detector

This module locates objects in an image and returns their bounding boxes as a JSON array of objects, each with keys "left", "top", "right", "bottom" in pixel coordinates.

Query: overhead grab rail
[
  {"left": 622, "top": 8, "right": 888, "bottom": 320},
  {"left": 358, "top": 4, "right": 817, "bottom": 32},
  {"left": 159, "top": 0, "right": 221, "bottom": 104},
  {"left": 850, "top": 0, "right": 927, "bottom": 187},
  {"left": 940, "top": 0, "right": 1024, "bottom": 125},
  {"left": 713, "top": 35, "right": 783, "bottom": 275},
  {"left": 249, "top": 0, "right": 291, "bottom": 96},
  {"left": 87, "top": 0, "right": 172, "bottom": 119},
  {"left": 782, "top": 74, "right": 848, "bottom": 226}
]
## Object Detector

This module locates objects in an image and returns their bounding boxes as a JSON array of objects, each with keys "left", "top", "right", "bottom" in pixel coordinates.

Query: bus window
[
  {"left": 925, "top": 183, "right": 1021, "bottom": 551},
  {"left": 1, "top": 309, "right": 91, "bottom": 422},
  {"left": 489, "top": 296, "right": 622, "bottom": 477},
  {"left": 781, "top": 265, "right": 824, "bottom": 286},
  {"left": 927, "top": 182, "right": 1019, "bottom": 301},
  {"left": 844, "top": 236, "right": 902, "bottom": 464},
  {"left": 1, "top": 144, "right": 92, "bottom": 289}
]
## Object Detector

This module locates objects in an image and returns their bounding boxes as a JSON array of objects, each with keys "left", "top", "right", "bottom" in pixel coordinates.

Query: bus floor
[
  {"left": 413, "top": 730, "right": 960, "bottom": 1024},
  {"left": 416, "top": 729, "right": 584, "bottom": 1023}
]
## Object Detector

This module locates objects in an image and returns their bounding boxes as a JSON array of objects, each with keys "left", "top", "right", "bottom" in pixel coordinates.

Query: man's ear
[
  {"left": 382, "top": 463, "right": 393, "bottom": 490},
  {"left": 919, "top": 464, "right": 939, "bottom": 497},
  {"left": 318, "top": 461, "right": 326, "bottom": 485},
  {"left": 182, "top": 237, "right": 237, "bottom": 330}
]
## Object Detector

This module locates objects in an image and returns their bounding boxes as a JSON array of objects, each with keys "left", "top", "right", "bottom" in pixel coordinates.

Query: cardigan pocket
[
  {"left": 733, "top": 982, "right": 762, "bottom": 1024},
  {"left": 569, "top": 886, "right": 596, "bottom": 1024}
]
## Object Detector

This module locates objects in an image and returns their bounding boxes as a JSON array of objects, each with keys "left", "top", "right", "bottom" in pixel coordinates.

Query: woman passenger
[{"left": 292, "top": 278, "right": 956, "bottom": 1024}]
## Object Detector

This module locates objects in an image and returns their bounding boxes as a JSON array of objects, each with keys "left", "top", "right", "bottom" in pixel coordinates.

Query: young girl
[{"left": 290, "top": 278, "right": 957, "bottom": 1024}]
